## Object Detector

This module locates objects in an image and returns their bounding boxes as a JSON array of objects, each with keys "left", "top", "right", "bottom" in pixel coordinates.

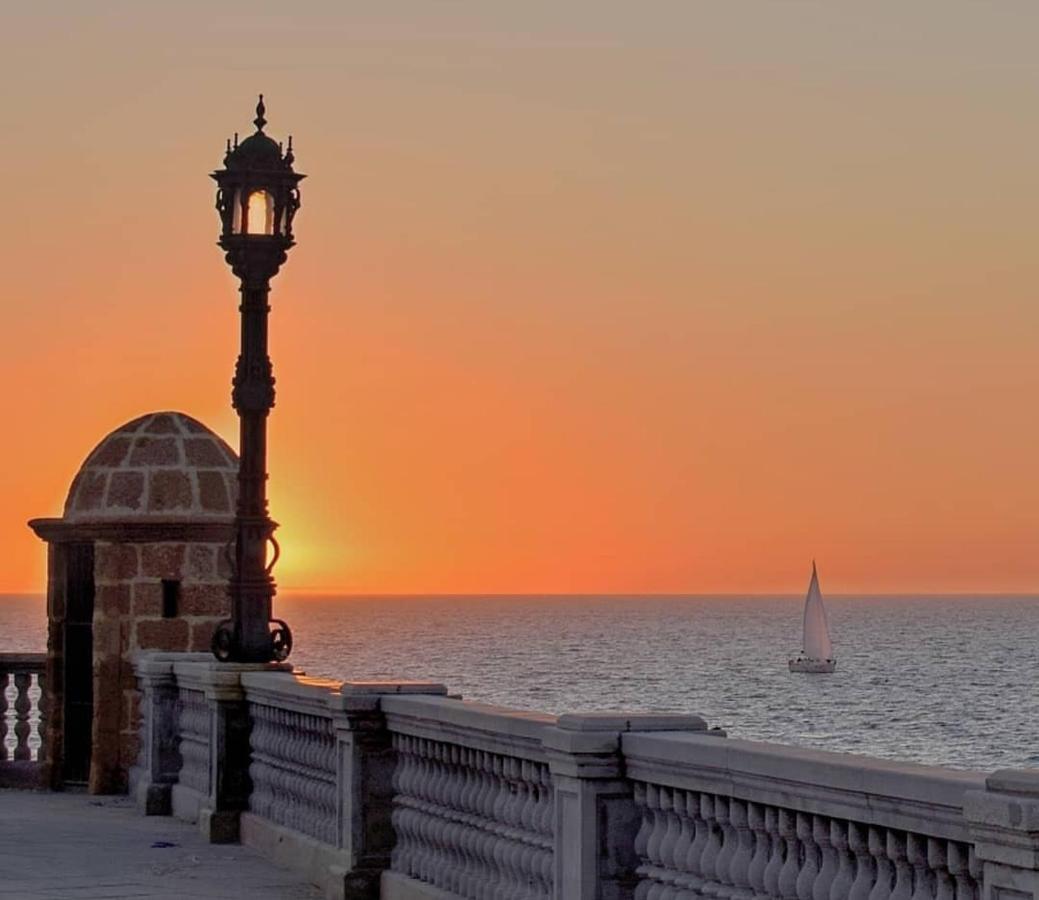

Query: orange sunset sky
[{"left": 3, "top": 3, "right": 1039, "bottom": 595}]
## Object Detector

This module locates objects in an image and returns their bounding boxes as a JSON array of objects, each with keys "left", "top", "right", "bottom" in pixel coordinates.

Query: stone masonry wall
[
  {"left": 43, "top": 543, "right": 66, "bottom": 790},
  {"left": 91, "top": 539, "right": 230, "bottom": 793}
]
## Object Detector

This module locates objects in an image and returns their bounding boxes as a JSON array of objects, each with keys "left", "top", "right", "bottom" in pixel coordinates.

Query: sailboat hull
[{"left": 788, "top": 657, "right": 836, "bottom": 674}]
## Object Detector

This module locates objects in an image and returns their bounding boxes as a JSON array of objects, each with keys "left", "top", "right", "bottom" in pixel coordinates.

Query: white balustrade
[
  {"left": 132, "top": 653, "right": 1039, "bottom": 900},
  {"left": 390, "top": 732, "right": 553, "bottom": 899},
  {"left": 247, "top": 701, "right": 336, "bottom": 845},
  {"left": 626, "top": 733, "right": 983, "bottom": 900},
  {"left": 0, "top": 653, "right": 46, "bottom": 775},
  {"left": 635, "top": 789, "right": 980, "bottom": 900}
]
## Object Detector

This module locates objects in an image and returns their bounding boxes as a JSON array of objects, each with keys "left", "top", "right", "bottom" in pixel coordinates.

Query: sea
[{"left": 3, "top": 593, "right": 1037, "bottom": 773}]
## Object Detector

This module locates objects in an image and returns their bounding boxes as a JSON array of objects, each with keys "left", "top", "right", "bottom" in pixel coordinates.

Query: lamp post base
[{"left": 211, "top": 618, "right": 293, "bottom": 663}]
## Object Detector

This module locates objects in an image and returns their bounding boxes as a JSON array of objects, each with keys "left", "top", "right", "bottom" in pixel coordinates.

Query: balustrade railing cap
[
  {"left": 0, "top": 652, "right": 46, "bottom": 670},
  {"left": 555, "top": 712, "right": 708, "bottom": 733},
  {"left": 340, "top": 681, "right": 448, "bottom": 696},
  {"left": 134, "top": 651, "right": 212, "bottom": 678},
  {"left": 545, "top": 713, "right": 709, "bottom": 762},
  {"left": 986, "top": 769, "right": 1039, "bottom": 795}
]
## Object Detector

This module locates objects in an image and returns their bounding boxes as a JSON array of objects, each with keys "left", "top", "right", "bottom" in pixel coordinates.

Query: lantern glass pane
[
  {"left": 232, "top": 189, "right": 243, "bottom": 234},
  {"left": 246, "top": 190, "right": 274, "bottom": 235}
]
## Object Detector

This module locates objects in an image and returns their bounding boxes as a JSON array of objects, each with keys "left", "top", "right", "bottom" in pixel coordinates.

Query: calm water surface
[{"left": 4, "top": 593, "right": 1037, "bottom": 772}]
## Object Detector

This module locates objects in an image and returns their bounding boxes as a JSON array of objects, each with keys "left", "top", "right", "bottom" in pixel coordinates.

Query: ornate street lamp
[{"left": 210, "top": 96, "right": 304, "bottom": 662}]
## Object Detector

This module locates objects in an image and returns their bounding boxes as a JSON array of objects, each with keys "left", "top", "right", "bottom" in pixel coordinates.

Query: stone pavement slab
[{"left": 0, "top": 790, "right": 321, "bottom": 899}]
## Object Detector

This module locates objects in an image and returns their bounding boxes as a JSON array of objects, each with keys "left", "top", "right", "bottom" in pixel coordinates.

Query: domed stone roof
[
  {"left": 226, "top": 131, "right": 284, "bottom": 170},
  {"left": 64, "top": 412, "right": 238, "bottom": 522}
]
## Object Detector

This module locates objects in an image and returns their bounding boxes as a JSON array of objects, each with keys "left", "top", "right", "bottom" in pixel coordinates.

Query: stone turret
[{"left": 30, "top": 411, "right": 238, "bottom": 793}]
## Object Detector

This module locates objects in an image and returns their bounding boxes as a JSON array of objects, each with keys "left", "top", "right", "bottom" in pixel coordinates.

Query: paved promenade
[{"left": 0, "top": 791, "right": 321, "bottom": 899}]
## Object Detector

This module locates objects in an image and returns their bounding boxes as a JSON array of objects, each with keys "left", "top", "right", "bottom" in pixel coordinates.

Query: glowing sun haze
[{"left": 3, "top": 3, "right": 1039, "bottom": 594}]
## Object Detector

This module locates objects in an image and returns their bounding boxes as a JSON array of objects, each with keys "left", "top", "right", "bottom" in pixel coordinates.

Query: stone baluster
[
  {"left": 868, "top": 827, "right": 894, "bottom": 900},
  {"left": 670, "top": 790, "right": 696, "bottom": 899},
  {"left": 729, "top": 799, "right": 756, "bottom": 900},
  {"left": 945, "top": 843, "right": 972, "bottom": 900},
  {"left": 814, "top": 817, "right": 838, "bottom": 900},
  {"left": 415, "top": 739, "right": 436, "bottom": 884},
  {"left": 847, "top": 823, "right": 875, "bottom": 900},
  {"left": 747, "top": 803, "right": 771, "bottom": 900},
  {"left": 454, "top": 747, "right": 475, "bottom": 898},
  {"left": 634, "top": 783, "right": 653, "bottom": 899},
  {"left": 907, "top": 834, "right": 932, "bottom": 900},
  {"left": 389, "top": 734, "right": 410, "bottom": 873},
  {"left": 965, "top": 847, "right": 979, "bottom": 900},
  {"left": 682, "top": 791, "right": 710, "bottom": 897},
  {"left": 535, "top": 763, "right": 553, "bottom": 894},
  {"left": 505, "top": 756, "right": 525, "bottom": 900},
  {"left": 491, "top": 753, "right": 512, "bottom": 895},
  {"left": 12, "top": 672, "right": 32, "bottom": 761},
  {"left": 475, "top": 748, "right": 492, "bottom": 894},
  {"left": 714, "top": 796, "right": 738, "bottom": 898},
  {"left": 655, "top": 787, "right": 681, "bottom": 900},
  {"left": 0, "top": 672, "right": 9, "bottom": 761},
  {"left": 777, "top": 809, "right": 801, "bottom": 900},
  {"left": 637, "top": 783, "right": 663, "bottom": 900},
  {"left": 434, "top": 743, "right": 456, "bottom": 894},
  {"left": 454, "top": 748, "right": 473, "bottom": 896},
  {"left": 426, "top": 741, "right": 447, "bottom": 886},
  {"left": 479, "top": 751, "right": 498, "bottom": 899},
  {"left": 699, "top": 795, "right": 725, "bottom": 897},
  {"left": 448, "top": 739, "right": 469, "bottom": 893},
  {"left": 762, "top": 807, "right": 785, "bottom": 900},
  {"left": 415, "top": 739, "right": 432, "bottom": 881},
  {"left": 503, "top": 755, "right": 525, "bottom": 900},
  {"left": 796, "top": 813, "right": 820, "bottom": 900},
  {"left": 477, "top": 751, "right": 497, "bottom": 891},
  {"left": 420, "top": 740, "right": 436, "bottom": 883},
  {"left": 927, "top": 838, "right": 954, "bottom": 900},
  {"left": 829, "top": 820, "right": 856, "bottom": 900},
  {"left": 889, "top": 832, "right": 914, "bottom": 900},
  {"left": 455, "top": 744, "right": 474, "bottom": 897},
  {"left": 518, "top": 759, "right": 541, "bottom": 900}
]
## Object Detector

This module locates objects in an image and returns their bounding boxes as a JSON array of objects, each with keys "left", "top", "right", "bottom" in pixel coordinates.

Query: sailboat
[{"left": 788, "top": 561, "right": 836, "bottom": 673}]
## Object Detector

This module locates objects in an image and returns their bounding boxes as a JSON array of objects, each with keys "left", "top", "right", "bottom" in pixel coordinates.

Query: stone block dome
[{"left": 64, "top": 412, "right": 238, "bottom": 522}]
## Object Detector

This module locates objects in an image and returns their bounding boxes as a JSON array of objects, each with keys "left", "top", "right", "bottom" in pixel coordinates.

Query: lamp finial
[{"left": 254, "top": 94, "right": 267, "bottom": 132}]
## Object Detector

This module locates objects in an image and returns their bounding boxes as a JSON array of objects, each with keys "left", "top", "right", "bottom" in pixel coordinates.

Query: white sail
[{"left": 802, "top": 562, "right": 833, "bottom": 660}]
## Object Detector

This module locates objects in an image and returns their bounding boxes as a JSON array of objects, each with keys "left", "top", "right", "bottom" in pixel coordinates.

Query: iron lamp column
[{"left": 210, "top": 96, "right": 304, "bottom": 663}]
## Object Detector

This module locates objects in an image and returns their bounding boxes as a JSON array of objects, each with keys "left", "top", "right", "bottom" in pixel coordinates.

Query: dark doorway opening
[{"left": 63, "top": 543, "right": 94, "bottom": 785}]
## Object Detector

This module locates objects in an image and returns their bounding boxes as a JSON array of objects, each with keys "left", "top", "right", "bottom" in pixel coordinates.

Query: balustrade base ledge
[
  {"left": 199, "top": 806, "right": 241, "bottom": 844},
  {"left": 380, "top": 870, "right": 465, "bottom": 900},
  {"left": 0, "top": 760, "right": 44, "bottom": 790},
  {"left": 170, "top": 782, "right": 208, "bottom": 826},
  {"left": 130, "top": 765, "right": 172, "bottom": 816},
  {"left": 240, "top": 811, "right": 355, "bottom": 900}
]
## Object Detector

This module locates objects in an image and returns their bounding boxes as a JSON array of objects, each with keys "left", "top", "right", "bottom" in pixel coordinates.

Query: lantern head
[{"left": 212, "top": 95, "right": 304, "bottom": 247}]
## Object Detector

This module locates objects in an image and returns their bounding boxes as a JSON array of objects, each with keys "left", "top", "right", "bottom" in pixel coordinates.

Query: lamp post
[{"left": 210, "top": 96, "right": 304, "bottom": 663}]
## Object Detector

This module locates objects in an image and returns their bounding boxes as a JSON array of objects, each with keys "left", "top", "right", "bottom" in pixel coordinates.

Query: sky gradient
[{"left": 3, "top": 3, "right": 1039, "bottom": 594}]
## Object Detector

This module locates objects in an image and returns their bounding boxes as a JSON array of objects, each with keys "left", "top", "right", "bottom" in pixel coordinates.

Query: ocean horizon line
[{"left": 4, "top": 590, "right": 1039, "bottom": 601}]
